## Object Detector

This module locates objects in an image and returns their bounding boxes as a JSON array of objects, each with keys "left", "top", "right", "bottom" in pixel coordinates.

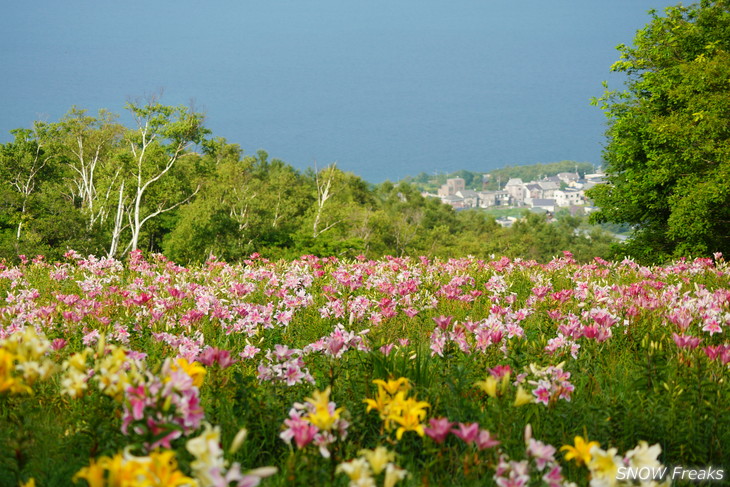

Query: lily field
[{"left": 1, "top": 250, "right": 728, "bottom": 486}]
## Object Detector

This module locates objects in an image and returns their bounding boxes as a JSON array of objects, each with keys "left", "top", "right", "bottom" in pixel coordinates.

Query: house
[
  {"left": 530, "top": 198, "right": 556, "bottom": 212},
  {"left": 504, "top": 178, "right": 526, "bottom": 205},
  {"left": 477, "top": 190, "right": 510, "bottom": 208},
  {"left": 566, "top": 205, "right": 586, "bottom": 216},
  {"left": 440, "top": 195, "right": 466, "bottom": 209},
  {"left": 494, "top": 216, "right": 517, "bottom": 228},
  {"left": 575, "top": 173, "right": 606, "bottom": 189},
  {"left": 554, "top": 188, "right": 585, "bottom": 207},
  {"left": 557, "top": 172, "right": 580, "bottom": 185},
  {"left": 455, "top": 190, "right": 479, "bottom": 208},
  {"left": 525, "top": 183, "right": 543, "bottom": 202},
  {"left": 537, "top": 181, "right": 559, "bottom": 199},
  {"left": 585, "top": 172, "right": 606, "bottom": 181}
]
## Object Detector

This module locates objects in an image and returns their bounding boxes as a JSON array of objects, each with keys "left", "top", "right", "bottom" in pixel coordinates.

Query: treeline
[
  {"left": 0, "top": 101, "right": 617, "bottom": 263},
  {"left": 402, "top": 161, "right": 597, "bottom": 193}
]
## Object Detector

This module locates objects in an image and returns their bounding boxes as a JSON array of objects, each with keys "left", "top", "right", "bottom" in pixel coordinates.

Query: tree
[
  {"left": 163, "top": 147, "right": 314, "bottom": 262},
  {"left": 0, "top": 123, "right": 96, "bottom": 260},
  {"left": 0, "top": 124, "right": 59, "bottom": 242},
  {"left": 588, "top": 1, "right": 730, "bottom": 261},
  {"left": 110, "top": 99, "right": 209, "bottom": 256},
  {"left": 56, "top": 108, "right": 125, "bottom": 231},
  {"left": 311, "top": 163, "right": 340, "bottom": 239}
]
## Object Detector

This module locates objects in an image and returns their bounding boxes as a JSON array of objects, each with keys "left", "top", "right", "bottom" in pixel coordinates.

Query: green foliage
[
  {"left": 0, "top": 123, "right": 90, "bottom": 261},
  {"left": 588, "top": 0, "right": 730, "bottom": 261},
  {"left": 121, "top": 99, "right": 211, "bottom": 254},
  {"left": 0, "top": 100, "right": 617, "bottom": 264}
]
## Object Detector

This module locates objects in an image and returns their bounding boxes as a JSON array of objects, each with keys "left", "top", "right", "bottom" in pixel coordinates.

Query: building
[
  {"left": 437, "top": 177, "right": 466, "bottom": 197},
  {"left": 537, "top": 181, "right": 559, "bottom": 199},
  {"left": 525, "top": 183, "right": 543, "bottom": 202},
  {"left": 554, "top": 188, "right": 585, "bottom": 207},
  {"left": 455, "top": 189, "right": 479, "bottom": 208},
  {"left": 504, "top": 178, "right": 526, "bottom": 205},
  {"left": 477, "top": 190, "right": 510, "bottom": 208},
  {"left": 556, "top": 172, "right": 580, "bottom": 185},
  {"left": 440, "top": 195, "right": 466, "bottom": 209},
  {"left": 530, "top": 198, "right": 557, "bottom": 212}
]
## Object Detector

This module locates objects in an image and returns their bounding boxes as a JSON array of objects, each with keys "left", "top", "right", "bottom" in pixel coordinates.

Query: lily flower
[
  {"left": 304, "top": 387, "right": 343, "bottom": 431},
  {"left": 475, "top": 376, "right": 499, "bottom": 398},
  {"left": 373, "top": 377, "right": 411, "bottom": 395},
  {"left": 475, "top": 429, "right": 500, "bottom": 450},
  {"left": 386, "top": 392, "right": 430, "bottom": 440},
  {"left": 423, "top": 417, "right": 454, "bottom": 443},
  {"left": 452, "top": 422, "right": 480, "bottom": 444},
  {"left": 358, "top": 446, "right": 395, "bottom": 475},
  {"left": 560, "top": 436, "right": 599, "bottom": 466},
  {"left": 513, "top": 385, "right": 534, "bottom": 407}
]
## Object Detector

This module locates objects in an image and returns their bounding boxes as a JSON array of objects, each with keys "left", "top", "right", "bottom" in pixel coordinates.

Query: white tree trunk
[
  {"left": 108, "top": 180, "right": 126, "bottom": 258},
  {"left": 313, "top": 164, "right": 336, "bottom": 238}
]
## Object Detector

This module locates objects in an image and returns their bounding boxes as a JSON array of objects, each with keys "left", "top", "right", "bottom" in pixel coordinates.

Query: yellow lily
[
  {"left": 73, "top": 457, "right": 107, "bottom": 487},
  {"left": 170, "top": 358, "right": 206, "bottom": 388},
  {"left": 363, "top": 388, "right": 391, "bottom": 418},
  {"left": 373, "top": 377, "right": 411, "bottom": 396},
  {"left": 475, "top": 376, "right": 499, "bottom": 398},
  {"left": 386, "top": 392, "right": 430, "bottom": 440},
  {"left": 561, "top": 436, "right": 600, "bottom": 466},
  {"left": 305, "top": 387, "right": 343, "bottom": 431},
  {"left": 358, "top": 446, "right": 395, "bottom": 475},
  {"left": 145, "top": 450, "right": 197, "bottom": 486},
  {"left": 513, "top": 385, "right": 533, "bottom": 407}
]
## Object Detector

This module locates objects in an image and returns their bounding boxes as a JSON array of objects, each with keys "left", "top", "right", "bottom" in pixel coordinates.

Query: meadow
[{"left": 1, "top": 250, "right": 728, "bottom": 486}]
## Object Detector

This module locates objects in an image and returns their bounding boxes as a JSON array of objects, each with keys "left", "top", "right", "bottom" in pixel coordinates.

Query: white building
[{"left": 554, "top": 189, "right": 585, "bottom": 207}]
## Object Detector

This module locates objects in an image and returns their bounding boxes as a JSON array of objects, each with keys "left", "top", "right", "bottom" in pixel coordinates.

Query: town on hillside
[{"left": 422, "top": 171, "right": 607, "bottom": 226}]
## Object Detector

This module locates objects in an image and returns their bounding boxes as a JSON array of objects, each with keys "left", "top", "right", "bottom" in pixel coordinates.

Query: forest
[{"left": 0, "top": 102, "right": 617, "bottom": 265}]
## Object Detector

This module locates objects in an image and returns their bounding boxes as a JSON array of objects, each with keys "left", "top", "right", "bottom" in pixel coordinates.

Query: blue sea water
[{"left": 0, "top": 0, "right": 680, "bottom": 183}]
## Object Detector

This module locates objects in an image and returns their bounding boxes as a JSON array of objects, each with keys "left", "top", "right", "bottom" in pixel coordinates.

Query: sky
[{"left": 1, "top": 1, "right": 682, "bottom": 182}]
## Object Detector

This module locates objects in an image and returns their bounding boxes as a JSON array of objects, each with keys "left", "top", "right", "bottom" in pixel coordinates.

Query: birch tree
[
  {"left": 0, "top": 124, "right": 58, "bottom": 241},
  {"left": 120, "top": 99, "right": 209, "bottom": 254},
  {"left": 107, "top": 179, "right": 127, "bottom": 258},
  {"left": 312, "top": 163, "right": 340, "bottom": 238},
  {"left": 57, "top": 108, "right": 125, "bottom": 230}
]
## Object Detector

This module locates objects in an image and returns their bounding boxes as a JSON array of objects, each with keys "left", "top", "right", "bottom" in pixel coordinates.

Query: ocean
[{"left": 0, "top": 0, "right": 680, "bottom": 183}]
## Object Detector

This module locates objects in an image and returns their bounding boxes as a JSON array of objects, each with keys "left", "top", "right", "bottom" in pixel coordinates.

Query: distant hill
[{"left": 401, "top": 161, "right": 597, "bottom": 192}]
